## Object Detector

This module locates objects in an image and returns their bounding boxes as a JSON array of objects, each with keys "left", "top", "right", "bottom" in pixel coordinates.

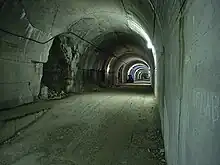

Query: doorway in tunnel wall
[{"left": 40, "top": 37, "right": 75, "bottom": 99}]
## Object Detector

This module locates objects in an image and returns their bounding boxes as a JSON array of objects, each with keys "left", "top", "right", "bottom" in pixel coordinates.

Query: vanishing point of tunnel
[{"left": 0, "top": 0, "right": 220, "bottom": 165}]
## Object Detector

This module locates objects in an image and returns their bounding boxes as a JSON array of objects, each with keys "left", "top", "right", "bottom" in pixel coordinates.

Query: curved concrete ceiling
[
  {"left": 112, "top": 57, "right": 149, "bottom": 74},
  {"left": 1, "top": 0, "right": 160, "bottom": 84},
  {"left": 121, "top": 59, "right": 149, "bottom": 82},
  {"left": 1, "top": 0, "right": 158, "bottom": 66},
  {"left": 127, "top": 63, "right": 149, "bottom": 73},
  {"left": 134, "top": 68, "right": 148, "bottom": 80},
  {"left": 78, "top": 31, "right": 154, "bottom": 72},
  {"left": 128, "top": 63, "right": 149, "bottom": 77},
  {"left": 20, "top": 0, "right": 156, "bottom": 38},
  {"left": 108, "top": 54, "right": 149, "bottom": 75},
  {"left": 127, "top": 65, "right": 148, "bottom": 77}
]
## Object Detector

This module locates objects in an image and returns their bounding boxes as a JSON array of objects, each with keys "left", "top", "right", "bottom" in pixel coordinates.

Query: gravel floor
[{"left": 0, "top": 89, "right": 166, "bottom": 165}]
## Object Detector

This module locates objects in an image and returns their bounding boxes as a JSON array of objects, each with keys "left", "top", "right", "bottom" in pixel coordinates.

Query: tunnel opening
[
  {"left": 85, "top": 30, "right": 156, "bottom": 91},
  {"left": 126, "top": 62, "right": 151, "bottom": 85},
  {"left": 40, "top": 35, "right": 79, "bottom": 99}
]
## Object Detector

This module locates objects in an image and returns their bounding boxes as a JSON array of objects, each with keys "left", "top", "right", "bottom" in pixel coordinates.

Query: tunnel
[{"left": 0, "top": 0, "right": 220, "bottom": 165}]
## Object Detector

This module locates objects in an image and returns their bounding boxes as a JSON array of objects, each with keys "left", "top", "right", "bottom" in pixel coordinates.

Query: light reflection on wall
[
  {"left": 106, "top": 57, "right": 114, "bottom": 75},
  {"left": 128, "top": 19, "right": 156, "bottom": 67}
]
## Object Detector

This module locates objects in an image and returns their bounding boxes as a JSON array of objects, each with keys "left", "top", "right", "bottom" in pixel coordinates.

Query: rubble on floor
[{"left": 48, "top": 89, "right": 67, "bottom": 100}]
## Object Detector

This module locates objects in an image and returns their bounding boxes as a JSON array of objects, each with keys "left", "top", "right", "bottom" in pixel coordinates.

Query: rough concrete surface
[
  {"left": 0, "top": 89, "right": 165, "bottom": 165},
  {"left": 0, "top": 110, "right": 47, "bottom": 144}
]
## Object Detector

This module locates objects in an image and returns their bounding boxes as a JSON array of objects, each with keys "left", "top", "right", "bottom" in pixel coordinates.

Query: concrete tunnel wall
[
  {"left": 1, "top": 0, "right": 220, "bottom": 165},
  {"left": 155, "top": 0, "right": 220, "bottom": 165}
]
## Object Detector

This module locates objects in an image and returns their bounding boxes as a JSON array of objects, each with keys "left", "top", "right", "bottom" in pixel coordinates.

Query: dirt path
[{"left": 0, "top": 90, "right": 166, "bottom": 165}]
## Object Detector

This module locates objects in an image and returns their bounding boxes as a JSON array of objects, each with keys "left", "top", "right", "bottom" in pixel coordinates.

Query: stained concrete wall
[
  {"left": 0, "top": 0, "right": 53, "bottom": 110},
  {"left": 156, "top": 0, "right": 220, "bottom": 164}
]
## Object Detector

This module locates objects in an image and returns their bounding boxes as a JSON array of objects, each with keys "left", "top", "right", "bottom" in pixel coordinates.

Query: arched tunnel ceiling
[
  {"left": 124, "top": 60, "right": 149, "bottom": 71},
  {"left": 110, "top": 57, "right": 150, "bottom": 84},
  {"left": 129, "top": 65, "right": 149, "bottom": 78},
  {"left": 19, "top": 0, "right": 157, "bottom": 59},
  {"left": 128, "top": 63, "right": 149, "bottom": 75},
  {"left": 107, "top": 52, "right": 151, "bottom": 72},
  {"left": 1, "top": 0, "right": 160, "bottom": 73},
  {"left": 21, "top": 0, "right": 155, "bottom": 36},
  {"left": 0, "top": 0, "right": 161, "bottom": 92},
  {"left": 92, "top": 31, "right": 149, "bottom": 53},
  {"left": 118, "top": 57, "right": 149, "bottom": 70},
  {"left": 77, "top": 31, "right": 155, "bottom": 71},
  {"left": 109, "top": 56, "right": 150, "bottom": 79},
  {"left": 122, "top": 59, "right": 150, "bottom": 81}
]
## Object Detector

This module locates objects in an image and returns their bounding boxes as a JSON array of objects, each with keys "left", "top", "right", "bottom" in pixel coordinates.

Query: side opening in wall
[{"left": 39, "top": 36, "right": 75, "bottom": 100}]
